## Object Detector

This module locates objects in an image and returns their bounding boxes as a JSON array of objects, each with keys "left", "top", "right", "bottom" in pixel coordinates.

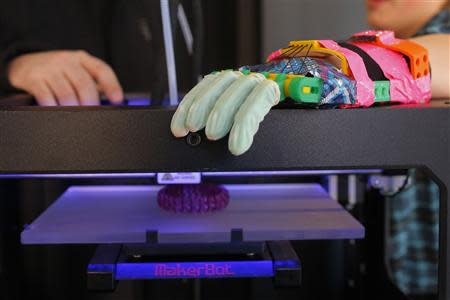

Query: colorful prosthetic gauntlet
[{"left": 171, "top": 31, "right": 432, "bottom": 155}]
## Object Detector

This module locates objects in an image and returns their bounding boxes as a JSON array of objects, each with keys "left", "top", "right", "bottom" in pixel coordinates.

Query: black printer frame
[{"left": 0, "top": 103, "right": 448, "bottom": 299}]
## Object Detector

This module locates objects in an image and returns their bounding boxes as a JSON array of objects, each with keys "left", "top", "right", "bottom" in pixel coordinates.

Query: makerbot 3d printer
[
  {"left": 0, "top": 98, "right": 448, "bottom": 300},
  {"left": 0, "top": 1, "right": 448, "bottom": 298}
]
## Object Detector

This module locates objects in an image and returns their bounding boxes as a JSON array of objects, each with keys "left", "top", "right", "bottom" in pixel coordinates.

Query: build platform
[{"left": 21, "top": 184, "right": 364, "bottom": 245}]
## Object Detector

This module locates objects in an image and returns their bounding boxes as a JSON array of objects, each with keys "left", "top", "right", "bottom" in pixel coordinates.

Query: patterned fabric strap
[{"left": 319, "top": 40, "right": 374, "bottom": 106}]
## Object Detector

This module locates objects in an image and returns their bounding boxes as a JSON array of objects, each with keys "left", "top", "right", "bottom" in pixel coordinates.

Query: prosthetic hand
[
  {"left": 171, "top": 31, "right": 431, "bottom": 156},
  {"left": 171, "top": 71, "right": 280, "bottom": 155}
]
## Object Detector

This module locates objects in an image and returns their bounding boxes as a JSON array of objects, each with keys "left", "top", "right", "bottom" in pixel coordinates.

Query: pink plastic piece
[
  {"left": 354, "top": 43, "right": 432, "bottom": 104},
  {"left": 352, "top": 30, "right": 398, "bottom": 45},
  {"left": 267, "top": 49, "right": 283, "bottom": 62},
  {"left": 319, "top": 40, "right": 375, "bottom": 107},
  {"left": 157, "top": 184, "right": 230, "bottom": 213}
]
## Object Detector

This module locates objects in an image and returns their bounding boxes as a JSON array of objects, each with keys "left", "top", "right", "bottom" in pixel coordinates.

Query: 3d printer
[{"left": 0, "top": 99, "right": 448, "bottom": 299}]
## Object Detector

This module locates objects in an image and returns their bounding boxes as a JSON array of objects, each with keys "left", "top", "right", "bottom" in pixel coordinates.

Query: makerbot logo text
[{"left": 155, "top": 264, "right": 235, "bottom": 277}]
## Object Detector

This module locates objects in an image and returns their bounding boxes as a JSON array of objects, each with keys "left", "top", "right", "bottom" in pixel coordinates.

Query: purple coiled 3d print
[{"left": 157, "top": 184, "right": 230, "bottom": 213}]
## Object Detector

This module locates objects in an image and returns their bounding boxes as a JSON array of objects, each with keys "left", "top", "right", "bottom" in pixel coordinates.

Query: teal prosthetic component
[
  {"left": 186, "top": 70, "right": 242, "bottom": 132},
  {"left": 374, "top": 81, "right": 390, "bottom": 102},
  {"left": 206, "top": 73, "right": 266, "bottom": 141},
  {"left": 171, "top": 72, "right": 220, "bottom": 137},
  {"left": 228, "top": 79, "right": 280, "bottom": 156},
  {"left": 170, "top": 71, "right": 281, "bottom": 156}
]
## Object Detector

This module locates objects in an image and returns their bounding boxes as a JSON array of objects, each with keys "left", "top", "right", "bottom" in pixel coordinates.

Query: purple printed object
[{"left": 157, "top": 184, "right": 230, "bottom": 213}]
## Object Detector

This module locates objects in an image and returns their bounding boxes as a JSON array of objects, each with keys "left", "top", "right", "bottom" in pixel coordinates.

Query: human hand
[
  {"left": 7, "top": 50, "right": 123, "bottom": 106},
  {"left": 171, "top": 70, "right": 280, "bottom": 156}
]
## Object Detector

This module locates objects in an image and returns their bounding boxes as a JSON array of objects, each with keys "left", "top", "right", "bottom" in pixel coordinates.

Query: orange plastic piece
[
  {"left": 381, "top": 40, "right": 429, "bottom": 79},
  {"left": 352, "top": 32, "right": 429, "bottom": 79}
]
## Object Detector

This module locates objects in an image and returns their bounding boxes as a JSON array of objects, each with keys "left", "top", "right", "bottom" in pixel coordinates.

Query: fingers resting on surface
[
  {"left": 170, "top": 72, "right": 220, "bottom": 137},
  {"left": 7, "top": 50, "right": 123, "bottom": 106},
  {"left": 171, "top": 70, "right": 281, "bottom": 155},
  {"left": 205, "top": 73, "right": 266, "bottom": 141},
  {"left": 185, "top": 71, "right": 241, "bottom": 132},
  {"left": 228, "top": 79, "right": 280, "bottom": 156}
]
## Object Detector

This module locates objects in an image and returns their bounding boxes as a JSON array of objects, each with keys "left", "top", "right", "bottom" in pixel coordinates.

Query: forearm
[{"left": 411, "top": 34, "right": 450, "bottom": 99}]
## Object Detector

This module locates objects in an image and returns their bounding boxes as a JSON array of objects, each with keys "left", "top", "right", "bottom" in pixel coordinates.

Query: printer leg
[
  {"left": 87, "top": 244, "right": 122, "bottom": 291},
  {"left": 268, "top": 241, "right": 301, "bottom": 287}
]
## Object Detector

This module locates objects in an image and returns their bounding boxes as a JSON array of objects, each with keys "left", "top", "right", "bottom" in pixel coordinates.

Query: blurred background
[
  {"left": 261, "top": 0, "right": 367, "bottom": 57},
  {"left": 203, "top": 0, "right": 367, "bottom": 74}
]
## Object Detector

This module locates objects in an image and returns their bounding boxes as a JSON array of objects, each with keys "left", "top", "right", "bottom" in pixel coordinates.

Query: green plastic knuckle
[
  {"left": 288, "top": 77, "right": 323, "bottom": 103},
  {"left": 374, "top": 81, "right": 390, "bottom": 102},
  {"left": 241, "top": 69, "right": 251, "bottom": 75},
  {"left": 275, "top": 74, "right": 287, "bottom": 101}
]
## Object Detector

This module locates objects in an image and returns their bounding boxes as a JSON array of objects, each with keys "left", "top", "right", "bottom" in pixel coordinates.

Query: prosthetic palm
[{"left": 171, "top": 31, "right": 431, "bottom": 156}]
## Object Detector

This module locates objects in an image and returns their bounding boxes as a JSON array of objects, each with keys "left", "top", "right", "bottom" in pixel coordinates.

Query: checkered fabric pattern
[
  {"left": 387, "top": 171, "right": 440, "bottom": 295},
  {"left": 387, "top": 8, "right": 449, "bottom": 296},
  {"left": 416, "top": 8, "right": 450, "bottom": 36}
]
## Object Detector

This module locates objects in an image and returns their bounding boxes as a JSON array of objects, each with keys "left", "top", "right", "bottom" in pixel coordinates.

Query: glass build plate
[{"left": 21, "top": 184, "right": 364, "bottom": 244}]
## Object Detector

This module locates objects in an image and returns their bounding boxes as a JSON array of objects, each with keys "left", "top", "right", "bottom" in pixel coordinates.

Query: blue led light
[
  {"left": 88, "top": 263, "right": 115, "bottom": 273},
  {"left": 273, "top": 259, "right": 300, "bottom": 269},
  {"left": 114, "top": 260, "right": 274, "bottom": 279},
  {"left": 126, "top": 98, "right": 151, "bottom": 106}
]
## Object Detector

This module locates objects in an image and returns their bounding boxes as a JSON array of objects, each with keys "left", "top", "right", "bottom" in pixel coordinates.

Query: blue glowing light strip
[
  {"left": 273, "top": 259, "right": 300, "bottom": 269},
  {"left": 116, "top": 261, "right": 273, "bottom": 279},
  {"left": 0, "top": 169, "right": 382, "bottom": 179},
  {"left": 88, "top": 263, "right": 115, "bottom": 273},
  {"left": 90, "top": 260, "right": 274, "bottom": 280}
]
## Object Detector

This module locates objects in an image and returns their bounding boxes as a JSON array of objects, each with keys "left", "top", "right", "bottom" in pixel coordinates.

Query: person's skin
[
  {"left": 413, "top": 34, "right": 450, "bottom": 98},
  {"left": 366, "top": 0, "right": 450, "bottom": 99},
  {"left": 7, "top": 50, "right": 124, "bottom": 106}
]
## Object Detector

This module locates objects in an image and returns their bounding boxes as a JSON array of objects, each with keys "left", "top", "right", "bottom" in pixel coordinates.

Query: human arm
[
  {"left": 0, "top": 0, "right": 123, "bottom": 105},
  {"left": 412, "top": 34, "right": 450, "bottom": 99}
]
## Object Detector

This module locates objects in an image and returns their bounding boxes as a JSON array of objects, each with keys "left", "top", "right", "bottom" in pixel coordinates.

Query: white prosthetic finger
[
  {"left": 205, "top": 73, "right": 266, "bottom": 140},
  {"left": 228, "top": 79, "right": 280, "bottom": 156},
  {"left": 171, "top": 73, "right": 220, "bottom": 137},
  {"left": 186, "top": 70, "right": 242, "bottom": 132}
]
